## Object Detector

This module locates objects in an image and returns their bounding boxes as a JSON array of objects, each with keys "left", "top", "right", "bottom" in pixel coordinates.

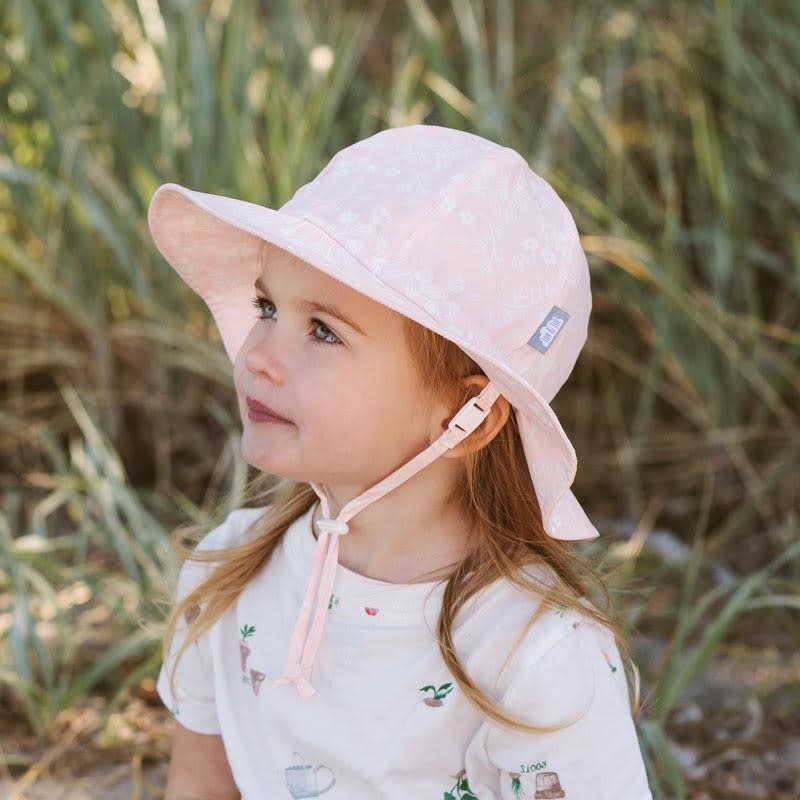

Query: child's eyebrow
[{"left": 254, "top": 276, "right": 366, "bottom": 336}]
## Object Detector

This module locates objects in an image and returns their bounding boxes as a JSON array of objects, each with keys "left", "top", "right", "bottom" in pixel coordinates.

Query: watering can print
[{"left": 285, "top": 751, "right": 335, "bottom": 798}]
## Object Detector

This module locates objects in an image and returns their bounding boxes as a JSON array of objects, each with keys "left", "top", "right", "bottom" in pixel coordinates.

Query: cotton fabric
[{"left": 157, "top": 505, "right": 652, "bottom": 800}]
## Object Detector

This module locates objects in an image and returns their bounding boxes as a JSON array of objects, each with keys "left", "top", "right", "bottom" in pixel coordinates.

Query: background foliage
[{"left": 1, "top": 1, "right": 798, "bottom": 797}]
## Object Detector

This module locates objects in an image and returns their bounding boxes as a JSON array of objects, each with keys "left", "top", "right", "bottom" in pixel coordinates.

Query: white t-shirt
[{"left": 157, "top": 503, "right": 652, "bottom": 800}]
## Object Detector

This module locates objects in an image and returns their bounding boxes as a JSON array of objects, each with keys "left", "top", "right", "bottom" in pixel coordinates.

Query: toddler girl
[{"left": 148, "top": 124, "right": 652, "bottom": 799}]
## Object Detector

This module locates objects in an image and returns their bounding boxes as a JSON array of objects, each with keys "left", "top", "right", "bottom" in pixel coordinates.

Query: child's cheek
[{"left": 232, "top": 360, "right": 247, "bottom": 406}]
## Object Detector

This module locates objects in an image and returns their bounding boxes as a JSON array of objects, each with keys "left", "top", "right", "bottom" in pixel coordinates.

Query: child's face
[{"left": 233, "top": 247, "right": 444, "bottom": 492}]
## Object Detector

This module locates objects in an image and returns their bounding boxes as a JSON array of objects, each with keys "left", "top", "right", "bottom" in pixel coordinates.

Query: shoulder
[
  {"left": 463, "top": 564, "right": 624, "bottom": 709},
  {"left": 497, "top": 595, "right": 630, "bottom": 732},
  {"left": 461, "top": 561, "right": 583, "bottom": 654},
  {"left": 481, "top": 590, "right": 651, "bottom": 798},
  {"left": 173, "top": 506, "right": 271, "bottom": 598},
  {"left": 510, "top": 607, "right": 619, "bottom": 690}
]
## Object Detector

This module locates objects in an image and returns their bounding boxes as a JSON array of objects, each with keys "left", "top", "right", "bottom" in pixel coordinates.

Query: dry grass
[{"left": 1, "top": 1, "right": 798, "bottom": 797}]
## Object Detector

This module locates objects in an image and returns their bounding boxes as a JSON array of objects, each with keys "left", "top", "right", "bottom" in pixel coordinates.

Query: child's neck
[{"left": 310, "top": 468, "right": 475, "bottom": 585}]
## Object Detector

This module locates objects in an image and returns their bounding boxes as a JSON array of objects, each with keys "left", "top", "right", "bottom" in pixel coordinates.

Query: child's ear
[{"left": 440, "top": 375, "right": 510, "bottom": 458}]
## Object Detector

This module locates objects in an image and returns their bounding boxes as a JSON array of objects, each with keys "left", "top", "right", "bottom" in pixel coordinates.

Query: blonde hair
[{"left": 163, "top": 317, "right": 639, "bottom": 733}]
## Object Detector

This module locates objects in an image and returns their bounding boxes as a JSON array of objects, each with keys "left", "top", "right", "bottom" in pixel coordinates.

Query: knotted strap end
[{"left": 273, "top": 663, "right": 317, "bottom": 699}]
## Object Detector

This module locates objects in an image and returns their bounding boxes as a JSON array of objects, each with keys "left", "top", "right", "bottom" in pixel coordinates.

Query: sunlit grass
[{"left": 1, "top": 1, "right": 798, "bottom": 796}]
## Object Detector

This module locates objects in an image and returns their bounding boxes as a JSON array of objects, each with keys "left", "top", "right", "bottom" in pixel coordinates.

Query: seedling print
[
  {"left": 444, "top": 768, "right": 481, "bottom": 799},
  {"left": 420, "top": 682, "right": 453, "bottom": 706},
  {"left": 509, "top": 772, "right": 525, "bottom": 799},
  {"left": 601, "top": 648, "right": 618, "bottom": 674},
  {"left": 328, "top": 594, "right": 340, "bottom": 610},
  {"left": 240, "top": 623, "right": 256, "bottom": 673}
]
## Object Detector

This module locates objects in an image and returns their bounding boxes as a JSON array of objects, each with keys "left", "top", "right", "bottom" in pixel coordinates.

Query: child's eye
[
  {"left": 310, "top": 321, "right": 341, "bottom": 345},
  {"left": 251, "top": 295, "right": 277, "bottom": 319},
  {"left": 249, "top": 295, "right": 342, "bottom": 346}
]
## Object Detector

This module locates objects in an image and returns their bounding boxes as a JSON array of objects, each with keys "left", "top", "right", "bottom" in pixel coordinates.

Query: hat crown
[{"left": 277, "top": 125, "right": 590, "bottom": 403}]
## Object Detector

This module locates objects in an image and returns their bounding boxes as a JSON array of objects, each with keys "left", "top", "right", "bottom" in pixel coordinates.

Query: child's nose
[{"left": 244, "top": 328, "right": 286, "bottom": 384}]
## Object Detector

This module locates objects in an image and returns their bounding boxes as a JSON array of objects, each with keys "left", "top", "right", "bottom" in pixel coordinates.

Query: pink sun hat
[{"left": 148, "top": 124, "right": 599, "bottom": 699}]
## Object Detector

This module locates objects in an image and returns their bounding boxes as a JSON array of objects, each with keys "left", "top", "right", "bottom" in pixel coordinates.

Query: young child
[{"left": 148, "top": 124, "right": 653, "bottom": 800}]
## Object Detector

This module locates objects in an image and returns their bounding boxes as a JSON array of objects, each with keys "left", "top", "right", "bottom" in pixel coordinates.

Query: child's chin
[
  {"left": 240, "top": 440, "right": 279, "bottom": 470},
  {"left": 239, "top": 441, "right": 306, "bottom": 481}
]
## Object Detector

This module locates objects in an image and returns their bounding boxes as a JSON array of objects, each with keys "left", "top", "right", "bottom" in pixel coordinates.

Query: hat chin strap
[{"left": 273, "top": 381, "right": 501, "bottom": 698}]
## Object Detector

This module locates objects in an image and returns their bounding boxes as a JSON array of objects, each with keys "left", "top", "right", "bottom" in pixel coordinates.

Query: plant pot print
[
  {"left": 533, "top": 772, "right": 565, "bottom": 799},
  {"left": 250, "top": 669, "right": 266, "bottom": 696},
  {"left": 444, "top": 768, "right": 481, "bottom": 799},
  {"left": 284, "top": 752, "right": 335, "bottom": 798},
  {"left": 421, "top": 681, "right": 453, "bottom": 706},
  {"left": 364, "top": 606, "right": 379, "bottom": 615},
  {"left": 240, "top": 623, "right": 256, "bottom": 672}
]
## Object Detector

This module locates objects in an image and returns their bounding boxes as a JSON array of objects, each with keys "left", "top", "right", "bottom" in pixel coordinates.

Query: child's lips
[{"left": 246, "top": 396, "right": 291, "bottom": 423}]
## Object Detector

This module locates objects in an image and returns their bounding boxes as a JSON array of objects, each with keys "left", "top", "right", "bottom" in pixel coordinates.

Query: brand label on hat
[{"left": 528, "top": 306, "right": 570, "bottom": 353}]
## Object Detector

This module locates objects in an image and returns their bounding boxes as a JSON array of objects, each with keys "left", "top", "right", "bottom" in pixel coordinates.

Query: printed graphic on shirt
[
  {"left": 284, "top": 751, "right": 336, "bottom": 797},
  {"left": 520, "top": 761, "right": 547, "bottom": 774},
  {"left": 532, "top": 771, "right": 565, "bottom": 798},
  {"left": 250, "top": 667, "right": 266, "bottom": 695},
  {"left": 554, "top": 605, "right": 580, "bottom": 628},
  {"left": 240, "top": 623, "right": 256, "bottom": 672},
  {"left": 364, "top": 606, "right": 379, "bottom": 615},
  {"left": 512, "top": 762, "right": 558, "bottom": 799},
  {"left": 601, "top": 648, "right": 618, "bottom": 674},
  {"left": 328, "top": 593, "right": 340, "bottom": 610},
  {"left": 444, "top": 768, "right": 482, "bottom": 799},
  {"left": 509, "top": 772, "right": 524, "bottom": 798},
  {"left": 239, "top": 623, "right": 265, "bottom": 695},
  {"left": 420, "top": 681, "right": 454, "bottom": 706},
  {"left": 184, "top": 603, "right": 200, "bottom": 625},
  {"left": 553, "top": 604, "right": 582, "bottom": 634},
  {"left": 184, "top": 604, "right": 201, "bottom": 647}
]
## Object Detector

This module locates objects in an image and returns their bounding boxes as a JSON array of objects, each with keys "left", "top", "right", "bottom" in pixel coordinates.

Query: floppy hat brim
[
  {"left": 148, "top": 183, "right": 463, "bottom": 357},
  {"left": 148, "top": 183, "right": 598, "bottom": 542}
]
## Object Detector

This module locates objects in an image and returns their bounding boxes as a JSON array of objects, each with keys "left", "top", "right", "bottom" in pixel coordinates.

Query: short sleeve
[
  {"left": 485, "top": 617, "right": 652, "bottom": 800},
  {"left": 155, "top": 506, "right": 270, "bottom": 735},
  {"left": 156, "top": 552, "right": 221, "bottom": 734}
]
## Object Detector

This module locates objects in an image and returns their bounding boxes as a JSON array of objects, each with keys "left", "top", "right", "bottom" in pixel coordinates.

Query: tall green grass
[{"left": 1, "top": 1, "right": 798, "bottom": 795}]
